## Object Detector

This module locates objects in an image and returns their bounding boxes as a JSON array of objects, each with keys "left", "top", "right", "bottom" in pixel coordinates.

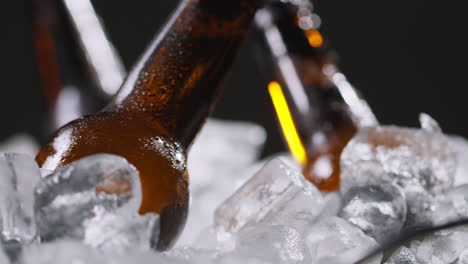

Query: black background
[{"left": 0, "top": 1, "right": 466, "bottom": 156}]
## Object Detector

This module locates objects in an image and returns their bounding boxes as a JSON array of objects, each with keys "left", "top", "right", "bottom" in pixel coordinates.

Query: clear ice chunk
[
  {"left": 177, "top": 119, "right": 266, "bottom": 246},
  {"left": 410, "top": 225, "right": 468, "bottom": 264},
  {"left": 224, "top": 223, "right": 311, "bottom": 263},
  {"left": 34, "top": 154, "right": 150, "bottom": 249},
  {"left": 305, "top": 217, "right": 382, "bottom": 264},
  {"left": 0, "top": 153, "right": 41, "bottom": 243},
  {"left": 384, "top": 246, "right": 420, "bottom": 264},
  {"left": 339, "top": 183, "right": 407, "bottom": 243},
  {"left": 340, "top": 126, "right": 456, "bottom": 195},
  {"left": 214, "top": 157, "right": 324, "bottom": 234}
]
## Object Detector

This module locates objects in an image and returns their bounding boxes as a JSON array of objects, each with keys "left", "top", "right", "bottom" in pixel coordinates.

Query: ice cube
[
  {"left": 34, "top": 154, "right": 147, "bottom": 246},
  {"left": 384, "top": 246, "right": 420, "bottom": 264},
  {"left": 0, "top": 134, "right": 39, "bottom": 157},
  {"left": 177, "top": 119, "right": 266, "bottom": 246},
  {"left": 0, "top": 153, "right": 41, "bottom": 243},
  {"left": 339, "top": 183, "right": 407, "bottom": 243},
  {"left": 225, "top": 223, "right": 311, "bottom": 263},
  {"left": 410, "top": 225, "right": 468, "bottom": 264},
  {"left": 214, "top": 157, "right": 324, "bottom": 234},
  {"left": 340, "top": 126, "right": 456, "bottom": 195},
  {"left": 305, "top": 217, "right": 381, "bottom": 264}
]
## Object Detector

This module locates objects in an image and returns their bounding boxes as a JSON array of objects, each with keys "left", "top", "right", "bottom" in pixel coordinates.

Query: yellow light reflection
[
  {"left": 305, "top": 28, "right": 324, "bottom": 48},
  {"left": 268, "top": 81, "right": 307, "bottom": 165}
]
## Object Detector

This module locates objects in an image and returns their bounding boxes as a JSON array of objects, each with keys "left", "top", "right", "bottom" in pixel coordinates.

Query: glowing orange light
[
  {"left": 268, "top": 81, "right": 307, "bottom": 165},
  {"left": 305, "top": 28, "right": 324, "bottom": 48}
]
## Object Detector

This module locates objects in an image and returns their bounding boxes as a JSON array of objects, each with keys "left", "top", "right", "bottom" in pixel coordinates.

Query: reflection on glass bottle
[
  {"left": 35, "top": 0, "right": 265, "bottom": 250},
  {"left": 255, "top": 2, "right": 377, "bottom": 191},
  {"left": 27, "top": 0, "right": 125, "bottom": 132}
]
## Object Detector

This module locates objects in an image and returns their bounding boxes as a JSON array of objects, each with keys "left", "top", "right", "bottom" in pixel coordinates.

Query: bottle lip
[{"left": 255, "top": 3, "right": 331, "bottom": 61}]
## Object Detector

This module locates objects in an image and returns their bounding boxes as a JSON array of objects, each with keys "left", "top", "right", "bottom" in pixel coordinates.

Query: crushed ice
[{"left": 1, "top": 117, "right": 468, "bottom": 263}]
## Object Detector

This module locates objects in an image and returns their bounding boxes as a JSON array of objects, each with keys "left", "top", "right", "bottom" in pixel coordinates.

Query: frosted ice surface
[
  {"left": 340, "top": 126, "right": 456, "bottom": 195},
  {"left": 404, "top": 189, "right": 436, "bottom": 230},
  {"left": 20, "top": 239, "right": 184, "bottom": 264},
  {"left": 20, "top": 240, "right": 109, "bottom": 264},
  {"left": 384, "top": 247, "right": 420, "bottom": 264},
  {"left": 410, "top": 226, "right": 468, "bottom": 264},
  {"left": 191, "top": 227, "right": 236, "bottom": 252},
  {"left": 0, "top": 246, "right": 9, "bottom": 264},
  {"left": 188, "top": 119, "right": 266, "bottom": 192},
  {"left": 0, "top": 134, "right": 38, "bottom": 157},
  {"left": 164, "top": 247, "right": 220, "bottom": 263},
  {"left": 305, "top": 217, "right": 381, "bottom": 264},
  {"left": 405, "top": 184, "right": 468, "bottom": 230},
  {"left": 214, "top": 157, "right": 323, "bottom": 234},
  {"left": 339, "top": 183, "right": 407, "bottom": 243},
  {"left": 449, "top": 136, "right": 468, "bottom": 186},
  {"left": 225, "top": 223, "right": 311, "bottom": 263},
  {"left": 34, "top": 154, "right": 146, "bottom": 246},
  {"left": 0, "top": 153, "right": 41, "bottom": 243},
  {"left": 319, "top": 192, "right": 342, "bottom": 219},
  {"left": 1, "top": 239, "right": 22, "bottom": 263},
  {"left": 457, "top": 248, "right": 468, "bottom": 264},
  {"left": 177, "top": 119, "right": 266, "bottom": 246},
  {"left": 84, "top": 212, "right": 159, "bottom": 251}
]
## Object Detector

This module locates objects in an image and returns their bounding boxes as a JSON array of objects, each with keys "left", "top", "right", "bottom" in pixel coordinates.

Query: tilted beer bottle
[
  {"left": 255, "top": 2, "right": 377, "bottom": 191},
  {"left": 36, "top": 0, "right": 265, "bottom": 250},
  {"left": 27, "top": 0, "right": 125, "bottom": 131}
]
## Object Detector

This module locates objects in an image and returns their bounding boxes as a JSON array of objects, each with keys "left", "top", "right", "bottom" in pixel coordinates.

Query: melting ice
[{"left": 0, "top": 117, "right": 468, "bottom": 263}]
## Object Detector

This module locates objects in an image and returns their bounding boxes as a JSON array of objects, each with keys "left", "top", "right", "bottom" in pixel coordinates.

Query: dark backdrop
[{"left": 0, "top": 1, "right": 466, "bottom": 156}]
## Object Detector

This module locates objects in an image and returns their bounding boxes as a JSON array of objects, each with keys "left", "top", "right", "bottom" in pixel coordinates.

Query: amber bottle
[
  {"left": 36, "top": 0, "right": 264, "bottom": 250},
  {"left": 27, "top": 0, "right": 125, "bottom": 131},
  {"left": 255, "top": 2, "right": 377, "bottom": 191}
]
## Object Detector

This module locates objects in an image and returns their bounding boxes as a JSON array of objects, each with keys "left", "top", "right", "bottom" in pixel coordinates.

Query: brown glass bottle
[
  {"left": 36, "top": 0, "right": 264, "bottom": 250},
  {"left": 27, "top": 0, "right": 125, "bottom": 131},
  {"left": 255, "top": 3, "right": 377, "bottom": 191}
]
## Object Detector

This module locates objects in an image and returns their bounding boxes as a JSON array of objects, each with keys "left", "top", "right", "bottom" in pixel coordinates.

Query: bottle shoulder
[{"left": 36, "top": 111, "right": 186, "bottom": 171}]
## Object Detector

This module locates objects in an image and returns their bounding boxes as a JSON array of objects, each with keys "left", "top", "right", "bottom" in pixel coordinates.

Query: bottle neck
[
  {"left": 110, "top": 0, "right": 262, "bottom": 147},
  {"left": 28, "top": 0, "right": 102, "bottom": 109},
  {"left": 256, "top": 3, "right": 377, "bottom": 140}
]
